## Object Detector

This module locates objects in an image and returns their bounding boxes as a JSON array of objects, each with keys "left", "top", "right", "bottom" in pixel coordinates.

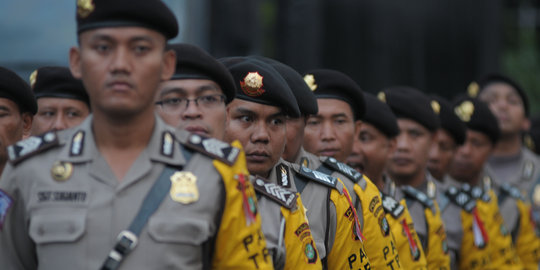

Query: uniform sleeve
[
  {"left": 423, "top": 200, "right": 451, "bottom": 270},
  {"left": 326, "top": 180, "right": 371, "bottom": 269},
  {"left": 281, "top": 195, "right": 322, "bottom": 270},
  {"left": 389, "top": 200, "right": 427, "bottom": 270},
  {"left": 211, "top": 141, "right": 274, "bottom": 270},
  {"left": 514, "top": 200, "right": 540, "bottom": 270},
  {"left": 0, "top": 164, "right": 38, "bottom": 270}
]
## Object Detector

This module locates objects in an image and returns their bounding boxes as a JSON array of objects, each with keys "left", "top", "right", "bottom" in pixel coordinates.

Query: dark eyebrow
[
  {"left": 234, "top": 107, "right": 257, "bottom": 116},
  {"left": 331, "top": 113, "right": 349, "bottom": 119},
  {"left": 0, "top": 105, "right": 11, "bottom": 112}
]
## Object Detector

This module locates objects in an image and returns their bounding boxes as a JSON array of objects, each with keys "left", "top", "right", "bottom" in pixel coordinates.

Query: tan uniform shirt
[{"left": 0, "top": 116, "right": 272, "bottom": 270}]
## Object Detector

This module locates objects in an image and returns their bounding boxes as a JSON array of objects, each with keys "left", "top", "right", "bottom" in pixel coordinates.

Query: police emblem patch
[
  {"left": 170, "top": 171, "right": 199, "bottom": 204},
  {"left": 240, "top": 72, "right": 265, "bottom": 97},
  {"left": 77, "top": 0, "right": 95, "bottom": 18},
  {"left": 51, "top": 161, "right": 73, "bottom": 182},
  {"left": 304, "top": 240, "right": 318, "bottom": 263},
  {"left": 379, "top": 215, "right": 390, "bottom": 236},
  {"left": 0, "top": 189, "right": 13, "bottom": 230}
]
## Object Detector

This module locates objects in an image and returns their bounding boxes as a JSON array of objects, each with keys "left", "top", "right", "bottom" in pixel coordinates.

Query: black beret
[
  {"left": 0, "top": 66, "right": 37, "bottom": 115},
  {"left": 379, "top": 86, "right": 440, "bottom": 132},
  {"left": 251, "top": 56, "right": 317, "bottom": 116},
  {"left": 31, "top": 66, "right": 90, "bottom": 106},
  {"left": 220, "top": 57, "right": 300, "bottom": 117},
  {"left": 474, "top": 73, "right": 529, "bottom": 117},
  {"left": 363, "top": 93, "right": 399, "bottom": 138},
  {"left": 167, "top": 43, "right": 236, "bottom": 104},
  {"left": 453, "top": 95, "right": 500, "bottom": 145},
  {"left": 303, "top": 69, "right": 365, "bottom": 120},
  {"left": 430, "top": 95, "right": 466, "bottom": 145},
  {"left": 76, "top": 0, "right": 178, "bottom": 39}
]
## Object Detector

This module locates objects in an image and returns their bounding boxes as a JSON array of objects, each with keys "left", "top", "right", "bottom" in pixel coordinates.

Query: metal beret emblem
[
  {"left": 454, "top": 100, "right": 474, "bottom": 122},
  {"left": 431, "top": 100, "right": 441, "bottom": 115},
  {"left": 29, "top": 70, "right": 38, "bottom": 89},
  {"left": 77, "top": 0, "right": 95, "bottom": 18},
  {"left": 377, "top": 92, "right": 386, "bottom": 103},
  {"left": 303, "top": 74, "right": 317, "bottom": 91},
  {"left": 240, "top": 72, "right": 265, "bottom": 97},
  {"left": 467, "top": 82, "right": 479, "bottom": 98}
]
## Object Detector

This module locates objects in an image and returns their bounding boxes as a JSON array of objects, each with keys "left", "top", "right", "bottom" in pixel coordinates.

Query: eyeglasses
[{"left": 155, "top": 94, "right": 226, "bottom": 113}]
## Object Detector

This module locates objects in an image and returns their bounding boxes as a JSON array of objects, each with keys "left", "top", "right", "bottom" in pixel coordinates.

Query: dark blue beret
[
  {"left": 303, "top": 69, "right": 365, "bottom": 120},
  {"left": 31, "top": 66, "right": 90, "bottom": 107},
  {"left": 430, "top": 95, "right": 466, "bottom": 145},
  {"left": 363, "top": 92, "right": 399, "bottom": 138},
  {"left": 76, "top": 0, "right": 178, "bottom": 39},
  {"left": 380, "top": 86, "right": 440, "bottom": 132},
  {"left": 220, "top": 57, "right": 300, "bottom": 117},
  {"left": 167, "top": 43, "right": 236, "bottom": 104},
  {"left": 251, "top": 56, "right": 317, "bottom": 116},
  {"left": 453, "top": 95, "right": 500, "bottom": 145},
  {"left": 0, "top": 66, "right": 37, "bottom": 115}
]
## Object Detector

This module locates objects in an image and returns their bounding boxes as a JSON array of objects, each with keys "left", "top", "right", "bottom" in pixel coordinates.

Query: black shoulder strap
[
  {"left": 401, "top": 185, "right": 433, "bottom": 209},
  {"left": 320, "top": 157, "right": 363, "bottom": 183},
  {"left": 252, "top": 176, "right": 297, "bottom": 209},
  {"left": 295, "top": 165, "right": 338, "bottom": 189},
  {"left": 101, "top": 144, "right": 192, "bottom": 270},
  {"left": 8, "top": 131, "right": 59, "bottom": 165},
  {"left": 381, "top": 193, "right": 405, "bottom": 218},
  {"left": 183, "top": 133, "right": 239, "bottom": 165},
  {"left": 445, "top": 186, "right": 476, "bottom": 213}
]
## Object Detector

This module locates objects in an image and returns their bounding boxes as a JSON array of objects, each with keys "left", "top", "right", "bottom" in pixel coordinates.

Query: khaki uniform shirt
[{"left": 0, "top": 116, "right": 272, "bottom": 270}]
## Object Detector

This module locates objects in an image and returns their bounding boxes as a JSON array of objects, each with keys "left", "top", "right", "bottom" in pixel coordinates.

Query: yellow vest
[
  {"left": 354, "top": 177, "right": 402, "bottom": 269},
  {"left": 424, "top": 200, "right": 451, "bottom": 270}
]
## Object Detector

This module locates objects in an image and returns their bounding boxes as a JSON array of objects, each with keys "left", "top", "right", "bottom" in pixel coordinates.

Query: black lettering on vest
[
  {"left": 395, "top": 254, "right": 400, "bottom": 268},
  {"left": 248, "top": 253, "right": 260, "bottom": 269},
  {"left": 243, "top": 235, "right": 253, "bottom": 251},
  {"left": 348, "top": 254, "right": 357, "bottom": 269},
  {"left": 386, "top": 259, "right": 395, "bottom": 270},
  {"left": 262, "top": 247, "right": 270, "bottom": 263},
  {"left": 383, "top": 246, "right": 390, "bottom": 260},
  {"left": 364, "top": 263, "right": 372, "bottom": 270},
  {"left": 360, "top": 248, "right": 368, "bottom": 262}
]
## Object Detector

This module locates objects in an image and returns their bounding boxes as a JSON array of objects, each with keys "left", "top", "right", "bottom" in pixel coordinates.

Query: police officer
[
  {"left": 426, "top": 95, "right": 493, "bottom": 270},
  {"left": 380, "top": 86, "right": 451, "bottom": 269},
  {"left": 0, "top": 1, "right": 272, "bottom": 269},
  {"left": 302, "top": 69, "right": 400, "bottom": 269},
  {"left": 29, "top": 66, "right": 90, "bottom": 134},
  {"left": 0, "top": 67, "right": 36, "bottom": 173},
  {"left": 450, "top": 96, "right": 525, "bottom": 269},
  {"left": 155, "top": 43, "right": 235, "bottom": 140},
  {"left": 223, "top": 58, "right": 369, "bottom": 269},
  {"left": 348, "top": 92, "right": 429, "bottom": 269}
]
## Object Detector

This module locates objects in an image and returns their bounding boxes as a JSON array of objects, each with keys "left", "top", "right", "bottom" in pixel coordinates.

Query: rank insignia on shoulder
[
  {"left": 445, "top": 186, "right": 476, "bottom": 213},
  {"left": 69, "top": 130, "right": 85, "bottom": 157},
  {"left": 160, "top": 131, "right": 174, "bottom": 158},
  {"left": 0, "top": 189, "right": 13, "bottom": 230},
  {"left": 8, "top": 132, "right": 59, "bottom": 165},
  {"left": 500, "top": 183, "right": 525, "bottom": 201},
  {"left": 276, "top": 164, "right": 291, "bottom": 188},
  {"left": 321, "top": 156, "right": 363, "bottom": 183},
  {"left": 381, "top": 193, "right": 405, "bottom": 218},
  {"left": 184, "top": 134, "right": 239, "bottom": 165},
  {"left": 523, "top": 160, "right": 534, "bottom": 180},
  {"left": 402, "top": 185, "right": 433, "bottom": 209},
  {"left": 469, "top": 186, "right": 490, "bottom": 202},
  {"left": 294, "top": 165, "right": 337, "bottom": 188},
  {"left": 252, "top": 176, "right": 297, "bottom": 210}
]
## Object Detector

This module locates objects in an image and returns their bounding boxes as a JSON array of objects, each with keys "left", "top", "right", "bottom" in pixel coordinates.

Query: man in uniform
[
  {"left": 155, "top": 43, "right": 235, "bottom": 140},
  {"left": 450, "top": 96, "right": 525, "bottom": 269},
  {"left": 223, "top": 58, "right": 369, "bottom": 269},
  {"left": 302, "top": 69, "right": 400, "bottom": 269},
  {"left": 347, "top": 92, "right": 428, "bottom": 269},
  {"left": 29, "top": 66, "right": 90, "bottom": 135},
  {"left": 381, "top": 86, "right": 451, "bottom": 269},
  {"left": 0, "top": 67, "right": 36, "bottom": 173},
  {"left": 0, "top": 1, "right": 272, "bottom": 269}
]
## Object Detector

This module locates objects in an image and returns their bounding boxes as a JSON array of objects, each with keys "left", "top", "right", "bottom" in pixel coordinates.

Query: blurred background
[{"left": 1, "top": 0, "right": 539, "bottom": 113}]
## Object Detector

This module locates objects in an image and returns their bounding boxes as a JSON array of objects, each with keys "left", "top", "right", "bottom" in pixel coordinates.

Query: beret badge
[
  {"left": 467, "top": 82, "right": 479, "bottom": 98},
  {"left": 455, "top": 100, "right": 474, "bottom": 122},
  {"left": 29, "top": 70, "right": 38, "bottom": 89},
  {"left": 377, "top": 92, "right": 386, "bottom": 103},
  {"left": 77, "top": 0, "right": 95, "bottom": 18},
  {"left": 303, "top": 74, "right": 317, "bottom": 91},
  {"left": 240, "top": 72, "right": 265, "bottom": 97},
  {"left": 431, "top": 100, "right": 441, "bottom": 115}
]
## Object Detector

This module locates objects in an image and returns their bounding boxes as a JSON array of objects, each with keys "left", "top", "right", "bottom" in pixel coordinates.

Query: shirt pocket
[
  {"left": 29, "top": 208, "right": 86, "bottom": 244},
  {"left": 148, "top": 216, "right": 210, "bottom": 245}
]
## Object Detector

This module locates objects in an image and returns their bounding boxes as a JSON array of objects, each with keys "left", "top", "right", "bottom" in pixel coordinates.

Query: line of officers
[{"left": 0, "top": 0, "right": 539, "bottom": 269}]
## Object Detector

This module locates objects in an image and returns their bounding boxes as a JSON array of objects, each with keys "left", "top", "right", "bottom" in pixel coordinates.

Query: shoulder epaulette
[
  {"left": 445, "top": 186, "right": 476, "bottom": 213},
  {"left": 523, "top": 160, "right": 534, "bottom": 180},
  {"left": 499, "top": 183, "right": 525, "bottom": 201},
  {"left": 401, "top": 185, "right": 433, "bottom": 209},
  {"left": 320, "top": 156, "right": 363, "bottom": 183},
  {"left": 467, "top": 186, "right": 491, "bottom": 202},
  {"left": 183, "top": 133, "right": 239, "bottom": 165},
  {"left": 8, "top": 131, "right": 59, "bottom": 165},
  {"left": 293, "top": 164, "right": 338, "bottom": 189},
  {"left": 381, "top": 193, "right": 405, "bottom": 218},
  {"left": 251, "top": 176, "right": 297, "bottom": 210}
]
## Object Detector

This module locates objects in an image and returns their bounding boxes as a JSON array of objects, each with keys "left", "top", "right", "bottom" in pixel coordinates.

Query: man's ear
[
  {"left": 21, "top": 113, "right": 33, "bottom": 139},
  {"left": 161, "top": 49, "right": 176, "bottom": 81},
  {"left": 522, "top": 118, "right": 531, "bottom": 132},
  {"left": 69, "top": 46, "right": 83, "bottom": 79}
]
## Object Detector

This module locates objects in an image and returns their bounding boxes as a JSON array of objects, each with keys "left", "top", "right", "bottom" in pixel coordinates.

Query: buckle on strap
[{"left": 101, "top": 230, "right": 138, "bottom": 270}]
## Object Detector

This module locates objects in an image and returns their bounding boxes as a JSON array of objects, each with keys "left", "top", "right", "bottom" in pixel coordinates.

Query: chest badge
[
  {"left": 51, "top": 161, "right": 73, "bottom": 182},
  {"left": 170, "top": 171, "right": 199, "bottom": 204}
]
